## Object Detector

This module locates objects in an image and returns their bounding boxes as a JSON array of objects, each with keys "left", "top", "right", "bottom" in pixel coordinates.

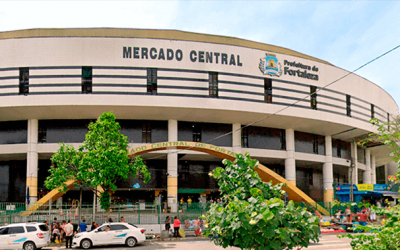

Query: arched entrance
[{"left": 24, "top": 141, "right": 328, "bottom": 215}]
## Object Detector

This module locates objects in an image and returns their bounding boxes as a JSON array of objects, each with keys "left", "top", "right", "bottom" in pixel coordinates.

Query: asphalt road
[{"left": 43, "top": 234, "right": 353, "bottom": 250}]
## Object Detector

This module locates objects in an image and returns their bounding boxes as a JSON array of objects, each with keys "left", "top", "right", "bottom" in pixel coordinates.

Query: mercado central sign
[
  {"left": 128, "top": 141, "right": 236, "bottom": 158},
  {"left": 122, "top": 47, "right": 319, "bottom": 81}
]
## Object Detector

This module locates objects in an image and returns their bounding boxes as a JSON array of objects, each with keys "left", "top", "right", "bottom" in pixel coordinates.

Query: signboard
[
  {"left": 6, "top": 205, "right": 15, "bottom": 211},
  {"left": 336, "top": 184, "right": 391, "bottom": 192}
]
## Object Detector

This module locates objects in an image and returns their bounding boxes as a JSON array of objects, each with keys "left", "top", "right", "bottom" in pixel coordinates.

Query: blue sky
[{"left": 1, "top": 1, "right": 400, "bottom": 107}]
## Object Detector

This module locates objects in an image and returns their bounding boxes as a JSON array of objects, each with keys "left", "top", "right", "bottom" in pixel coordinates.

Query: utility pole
[{"left": 350, "top": 157, "right": 355, "bottom": 202}]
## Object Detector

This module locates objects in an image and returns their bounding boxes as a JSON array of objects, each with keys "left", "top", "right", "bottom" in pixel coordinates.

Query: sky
[{"left": 1, "top": 1, "right": 400, "bottom": 106}]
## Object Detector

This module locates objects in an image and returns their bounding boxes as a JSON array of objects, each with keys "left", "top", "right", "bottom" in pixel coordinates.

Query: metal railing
[{"left": 0, "top": 202, "right": 212, "bottom": 227}]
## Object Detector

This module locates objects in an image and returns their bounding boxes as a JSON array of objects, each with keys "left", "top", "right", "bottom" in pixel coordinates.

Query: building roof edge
[{"left": 0, "top": 28, "right": 333, "bottom": 66}]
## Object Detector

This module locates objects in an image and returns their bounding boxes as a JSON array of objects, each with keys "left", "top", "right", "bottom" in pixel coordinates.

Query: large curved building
[{"left": 0, "top": 28, "right": 397, "bottom": 208}]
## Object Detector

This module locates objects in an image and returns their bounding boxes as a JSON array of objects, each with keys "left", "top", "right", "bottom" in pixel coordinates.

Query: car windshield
[{"left": 128, "top": 223, "right": 137, "bottom": 228}]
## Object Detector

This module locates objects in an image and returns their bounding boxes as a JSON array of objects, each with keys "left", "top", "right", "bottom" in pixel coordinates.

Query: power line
[{"left": 143, "top": 44, "right": 400, "bottom": 161}]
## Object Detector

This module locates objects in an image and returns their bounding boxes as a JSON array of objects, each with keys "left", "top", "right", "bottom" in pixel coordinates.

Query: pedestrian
[
  {"left": 165, "top": 216, "right": 171, "bottom": 231},
  {"left": 120, "top": 216, "right": 126, "bottom": 223},
  {"left": 163, "top": 200, "right": 168, "bottom": 213},
  {"left": 52, "top": 222, "right": 61, "bottom": 243},
  {"left": 50, "top": 218, "right": 57, "bottom": 243},
  {"left": 356, "top": 210, "right": 368, "bottom": 226},
  {"left": 91, "top": 222, "right": 99, "bottom": 231},
  {"left": 187, "top": 197, "right": 192, "bottom": 207},
  {"left": 108, "top": 217, "right": 113, "bottom": 223},
  {"left": 79, "top": 219, "right": 87, "bottom": 232},
  {"left": 173, "top": 216, "right": 181, "bottom": 237},
  {"left": 345, "top": 206, "right": 352, "bottom": 223},
  {"left": 64, "top": 220, "right": 74, "bottom": 249},
  {"left": 61, "top": 220, "right": 66, "bottom": 242}
]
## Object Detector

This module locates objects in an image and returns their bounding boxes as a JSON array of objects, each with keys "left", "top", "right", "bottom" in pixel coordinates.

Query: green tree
[
  {"left": 205, "top": 153, "right": 320, "bottom": 250},
  {"left": 45, "top": 111, "right": 150, "bottom": 219},
  {"left": 338, "top": 116, "right": 400, "bottom": 249}
]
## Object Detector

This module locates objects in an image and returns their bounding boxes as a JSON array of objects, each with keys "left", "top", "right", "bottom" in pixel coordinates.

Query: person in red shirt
[
  {"left": 173, "top": 216, "right": 181, "bottom": 237},
  {"left": 356, "top": 211, "right": 368, "bottom": 226}
]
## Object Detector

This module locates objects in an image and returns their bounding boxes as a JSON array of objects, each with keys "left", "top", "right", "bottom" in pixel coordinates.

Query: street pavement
[{"left": 43, "top": 234, "right": 353, "bottom": 250}]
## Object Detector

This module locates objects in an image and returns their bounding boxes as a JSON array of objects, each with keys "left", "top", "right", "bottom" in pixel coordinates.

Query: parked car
[
  {"left": 0, "top": 222, "right": 50, "bottom": 250},
  {"left": 73, "top": 222, "right": 146, "bottom": 249}
]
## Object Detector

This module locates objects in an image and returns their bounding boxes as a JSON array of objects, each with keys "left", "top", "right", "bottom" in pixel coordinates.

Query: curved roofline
[
  {"left": 0, "top": 28, "right": 397, "bottom": 111},
  {"left": 0, "top": 28, "right": 333, "bottom": 66}
]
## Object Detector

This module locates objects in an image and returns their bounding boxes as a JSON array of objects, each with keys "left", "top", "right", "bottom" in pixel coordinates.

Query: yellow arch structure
[
  {"left": 127, "top": 141, "right": 328, "bottom": 215},
  {"left": 24, "top": 141, "right": 328, "bottom": 215}
]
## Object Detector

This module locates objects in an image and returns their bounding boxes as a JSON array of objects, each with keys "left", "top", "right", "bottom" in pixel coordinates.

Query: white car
[
  {"left": 73, "top": 222, "right": 146, "bottom": 249},
  {"left": 0, "top": 222, "right": 50, "bottom": 250}
]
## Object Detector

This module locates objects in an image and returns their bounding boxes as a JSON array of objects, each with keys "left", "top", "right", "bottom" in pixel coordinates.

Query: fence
[
  {"left": 1, "top": 201, "right": 376, "bottom": 226},
  {"left": 0, "top": 202, "right": 211, "bottom": 227},
  {"left": 293, "top": 201, "right": 373, "bottom": 217}
]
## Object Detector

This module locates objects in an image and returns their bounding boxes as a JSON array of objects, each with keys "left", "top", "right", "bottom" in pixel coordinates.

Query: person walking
[
  {"left": 120, "top": 217, "right": 126, "bottom": 223},
  {"left": 173, "top": 216, "right": 181, "bottom": 237},
  {"left": 165, "top": 216, "right": 171, "bottom": 232},
  {"left": 79, "top": 219, "right": 87, "bottom": 232},
  {"left": 64, "top": 220, "right": 74, "bottom": 249}
]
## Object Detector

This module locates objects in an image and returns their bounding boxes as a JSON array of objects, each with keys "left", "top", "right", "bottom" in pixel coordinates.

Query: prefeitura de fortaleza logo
[{"left": 259, "top": 53, "right": 282, "bottom": 77}]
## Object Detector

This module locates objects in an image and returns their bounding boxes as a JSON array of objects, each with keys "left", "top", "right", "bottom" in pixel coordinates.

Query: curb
[{"left": 149, "top": 236, "right": 210, "bottom": 242}]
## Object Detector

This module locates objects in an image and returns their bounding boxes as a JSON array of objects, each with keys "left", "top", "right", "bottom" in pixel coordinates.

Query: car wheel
[
  {"left": 23, "top": 242, "right": 36, "bottom": 250},
  {"left": 80, "top": 239, "right": 92, "bottom": 249},
  {"left": 125, "top": 237, "right": 137, "bottom": 247}
]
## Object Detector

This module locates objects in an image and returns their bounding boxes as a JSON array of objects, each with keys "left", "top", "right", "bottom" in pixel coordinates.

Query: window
[
  {"left": 209, "top": 72, "right": 218, "bottom": 97},
  {"left": 26, "top": 226, "right": 37, "bottom": 232},
  {"left": 264, "top": 79, "right": 272, "bottom": 103},
  {"left": 82, "top": 66, "right": 92, "bottom": 93},
  {"left": 309, "top": 170, "right": 313, "bottom": 185},
  {"left": 312, "top": 134, "right": 319, "bottom": 154},
  {"left": 38, "top": 126, "right": 47, "bottom": 143},
  {"left": 8, "top": 227, "right": 25, "bottom": 234},
  {"left": 371, "top": 104, "right": 374, "bottom": 119},
  {"left": 39, "top": 225, "right": 48, "bottom": 231},
  {"left": 310, "top": 86, "right": 317, "bottom": 110},
  {"left": 193, "top": 125, "right": 201, "bottom": 142},
  {"left": 19, "top": 67, "right": 29, "bottom": 95},
  {"left": 0, "top": 227, "right": 9, "bottom": 235},
  {"left": 346, "top": 95, "right": 351, "bottom": 117},
  {"left": 147, "top": 68, "right": 157, "bottom": 95},
  {"left": 280, "top": 130, "right": 286, "bottom": 150},
  {"left": 110, "top": 225, "right": 129, "bottom": 231},
  {"left": 142, "top": 122, "right": 151, "bottom": 143},
  {"left": 337, "top": 143, "right": 342, "bottom": 158},
  {"left": 241, "top": 126, "right": 249, "bottom": 148}
]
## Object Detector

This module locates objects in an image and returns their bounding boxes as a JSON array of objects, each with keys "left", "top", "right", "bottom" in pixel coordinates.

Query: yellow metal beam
[{"left": 24, "top": 141, "right": 328, "bottom": 215}]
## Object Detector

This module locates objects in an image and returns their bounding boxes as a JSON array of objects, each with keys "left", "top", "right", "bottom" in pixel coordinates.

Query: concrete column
[
  {"left": 364, "top": 149, "right": 372, "bottom": 184},
  {"left": 350, "top": 141, "right": 358, "bottom": 184},
  {"left": 285, "top": 129, "right": 296, "bottom": 186},
  {"left": 27, "top": 119, "right": 38, "bottom": 207},
  {"left": 371, "top": 155, "right": 376, "bottom": 184},
  {"left": 384, "top": 164, "right": 389, "bottom": 184},
  {"left": 323, "top": 135, "right": 334, "bottom": 202},
  {"left": 232, "top": 123, "right": 241, "bottom": 154},
  {"left": 167, "top": 119, "right": 178, "bottom": 212}
]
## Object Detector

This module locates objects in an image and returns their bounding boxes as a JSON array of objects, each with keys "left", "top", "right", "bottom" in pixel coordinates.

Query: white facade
[{"left": 0, "top": 28, "right": 397, "bottom": 205}]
